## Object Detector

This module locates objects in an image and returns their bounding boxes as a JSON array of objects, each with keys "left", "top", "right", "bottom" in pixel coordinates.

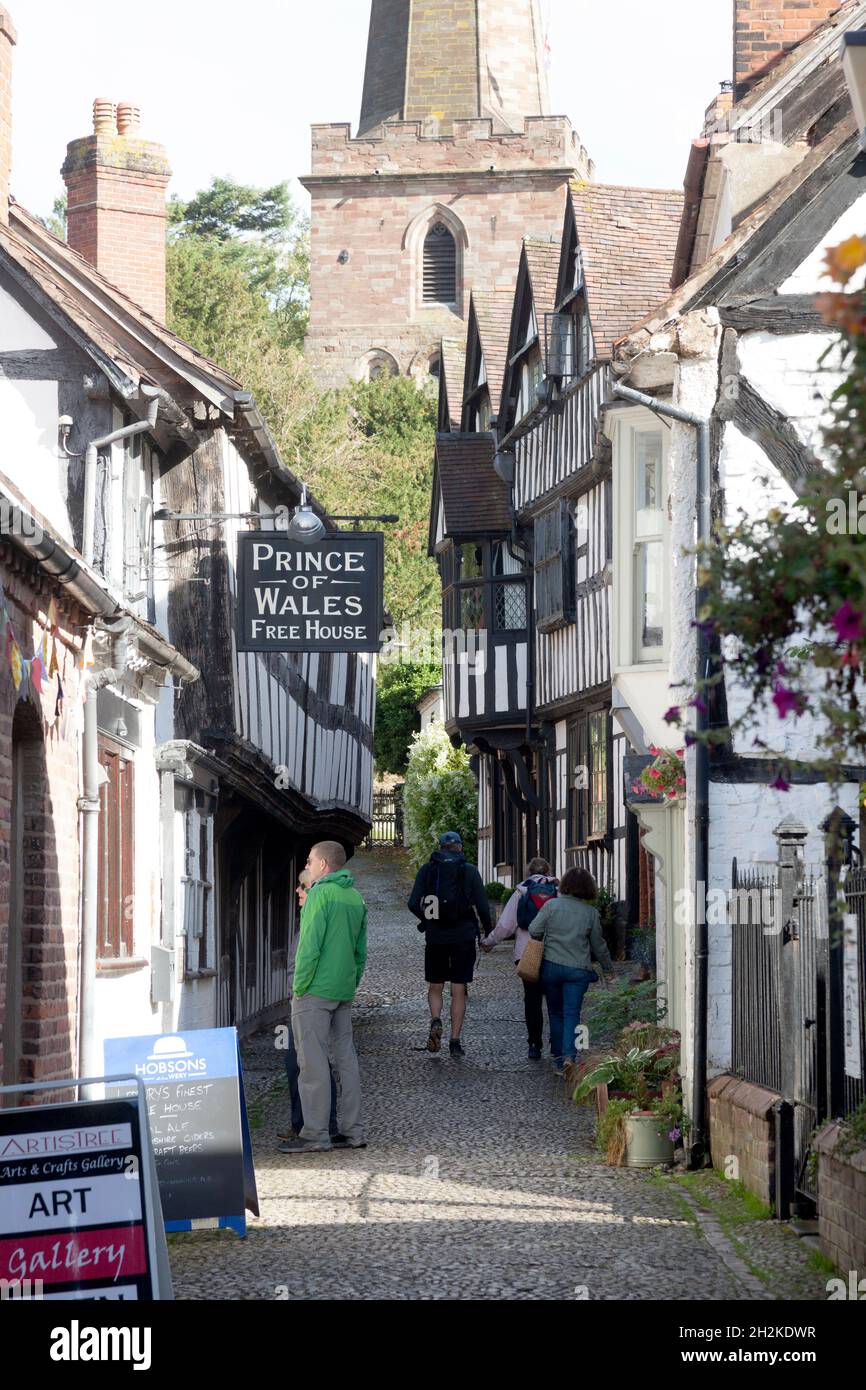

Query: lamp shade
[
  {"left": 841, "top": 31, "right": 866, "bottom": 147},
  {"left": 287, "top": 503, "right": 327, "bottom": 544}
]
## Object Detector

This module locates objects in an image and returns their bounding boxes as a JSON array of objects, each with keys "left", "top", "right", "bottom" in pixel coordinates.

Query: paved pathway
[{"left": 168, "top": 852, "right": 829, "bottom": 1301}]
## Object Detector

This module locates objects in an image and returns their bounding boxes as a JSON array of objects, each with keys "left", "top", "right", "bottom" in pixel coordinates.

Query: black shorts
[{"left": 425, "top": 940, "right": 476, "bottom": 985}]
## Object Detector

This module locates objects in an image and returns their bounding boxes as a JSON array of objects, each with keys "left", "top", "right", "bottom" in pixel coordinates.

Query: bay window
[{"left": 612, "top": 409, "right": 670, "bottom": 669}]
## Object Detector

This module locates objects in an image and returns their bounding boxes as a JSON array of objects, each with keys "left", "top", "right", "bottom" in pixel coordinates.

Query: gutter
[{"left": 612, "top": 380, "right": 711, "bottom": 1170}]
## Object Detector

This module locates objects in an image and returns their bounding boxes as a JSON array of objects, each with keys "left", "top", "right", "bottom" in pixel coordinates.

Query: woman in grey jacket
[{"left": 529, "top": 867, "right": 613, "bottom": 1073}]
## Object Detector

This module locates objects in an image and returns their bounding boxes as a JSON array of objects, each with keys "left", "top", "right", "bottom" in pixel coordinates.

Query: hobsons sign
[{"left": 236, "top": 532, "right": 384, "bottom": 653}]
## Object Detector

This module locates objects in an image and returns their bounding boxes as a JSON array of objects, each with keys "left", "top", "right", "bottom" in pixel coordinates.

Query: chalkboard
[
  {"left": 104, "top": 1028, "right": 259, "bottom": 1235},
  {"left": 0, "top": 1081, "right": 169, "bottom": 1300}
]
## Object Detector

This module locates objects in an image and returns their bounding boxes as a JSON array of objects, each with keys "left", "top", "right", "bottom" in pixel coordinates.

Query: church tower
[{"left": 303, "top": 0, "right": 591, "bottom": 387}]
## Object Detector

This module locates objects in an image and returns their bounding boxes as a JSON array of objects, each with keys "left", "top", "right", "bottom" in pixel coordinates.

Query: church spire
[{"left": 358, "top": 0, "right": 550, "bottom": 137}]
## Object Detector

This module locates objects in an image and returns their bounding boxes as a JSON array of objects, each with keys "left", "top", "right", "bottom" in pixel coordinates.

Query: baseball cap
[{"left": 439, "top": 831, "right": 463, "bottom": 849}]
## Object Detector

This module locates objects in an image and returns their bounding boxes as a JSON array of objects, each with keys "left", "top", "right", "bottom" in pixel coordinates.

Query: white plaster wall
[
  {"left": 0, "top": 378, "right": 72, "bottom": 541},
  {"left": 780, "top": 188, "right": 866, "bottom": 295},
  {"left": 0, "top": 282, "right": 57, "bottom": 350},
  {"left": 737, "top": 330, "right": 840, "bottom": 456}
]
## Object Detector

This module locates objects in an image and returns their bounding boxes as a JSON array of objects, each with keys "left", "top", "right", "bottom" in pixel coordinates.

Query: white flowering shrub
[{"left": 402, "top": 721, "right": 478, "bottom": 869}]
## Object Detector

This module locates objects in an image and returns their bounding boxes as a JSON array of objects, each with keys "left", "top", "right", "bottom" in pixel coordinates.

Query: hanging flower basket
[{"left": 631, "top": 746, "right": 686, "bottom": 804}]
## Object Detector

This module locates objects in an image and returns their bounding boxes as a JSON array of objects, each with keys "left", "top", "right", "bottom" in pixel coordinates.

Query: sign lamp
[
  {"left": 287, "top": 485, "right": 327, "bottom": 544},
  {"left": 841, "top": 31, "right": 866, "bottom": 150}
]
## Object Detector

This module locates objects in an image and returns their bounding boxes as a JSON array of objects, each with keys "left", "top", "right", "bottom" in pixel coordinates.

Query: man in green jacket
[{"left": 281, "top": 841, "right": 368, "bottom": 1154}]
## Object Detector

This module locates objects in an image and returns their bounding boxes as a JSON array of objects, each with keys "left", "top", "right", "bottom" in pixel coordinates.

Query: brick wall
[
  {"left": 0, "top": 555, "right": 85, "bottom": 1092},
  {"left": 815, "top": 1121, "right": 866, "bottom": 1274},
  {"left": 62, "top": 103, "right": 171, "bottom": 322},
  {"left": 0, "top": 8, "right": 15, "bottom": 225},
  {"left": 304, "top": 117, "right": 592, "bottom": 386},
  {"left": 734, "top": 1, "right": 839, "bottom": 99},
  {"left": 708, "top": 1073, "right": 780, "bottom": 1207}
]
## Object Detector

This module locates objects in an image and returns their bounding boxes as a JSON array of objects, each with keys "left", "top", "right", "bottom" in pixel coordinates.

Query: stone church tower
[{"left": 303, "top": 0, "right": 592, "bottom": 387}]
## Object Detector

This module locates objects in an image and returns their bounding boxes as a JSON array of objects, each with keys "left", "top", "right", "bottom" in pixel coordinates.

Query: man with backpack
[
  {"left": 480, "top": 857, "right": 558, "bottom": 1060},
  {"left": 408, "top": 831, "right": 491, "bottom": 1058}
]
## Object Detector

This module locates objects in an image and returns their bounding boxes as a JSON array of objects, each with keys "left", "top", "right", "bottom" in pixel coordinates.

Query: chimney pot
[
  {"left": 92, "top": 98, "right": 117, "bottom": 135},
  {"left": 117, "top": 102, "right": 141, "bottom": 136},
  {"left": 64, "top": 98, "right": 171, "bottom": 321}
]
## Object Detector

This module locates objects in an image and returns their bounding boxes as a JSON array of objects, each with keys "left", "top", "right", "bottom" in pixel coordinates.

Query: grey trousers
[{"left": 292, "top": 994, "right": 363, "bottom": 1145}]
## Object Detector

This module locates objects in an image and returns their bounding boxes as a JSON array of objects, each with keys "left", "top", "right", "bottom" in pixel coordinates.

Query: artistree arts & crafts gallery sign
[{"left": 236, "top": 532, "right": 384, "bottom": 653}]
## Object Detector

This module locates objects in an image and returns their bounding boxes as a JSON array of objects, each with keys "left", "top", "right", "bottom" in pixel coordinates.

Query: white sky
[{"left": 9, "top": 0, "right": 732, "bottom": 218}]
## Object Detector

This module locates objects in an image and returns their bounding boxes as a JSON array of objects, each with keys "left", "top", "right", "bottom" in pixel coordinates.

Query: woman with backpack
[
  {"left": 529, "top": 867, "right": 613, "bottom": 1075},
  {"left": 480, "top": 858, "right": 559, "bottom": 1061}
]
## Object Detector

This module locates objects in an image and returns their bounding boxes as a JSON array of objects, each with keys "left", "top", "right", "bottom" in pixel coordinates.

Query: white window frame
[{"left": 611, "top": 406, "right": 671, "bottom": 671}]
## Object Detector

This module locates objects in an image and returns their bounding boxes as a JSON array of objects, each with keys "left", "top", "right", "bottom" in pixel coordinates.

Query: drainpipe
[
  {"left": 612, "top": 381, "right": 711, "bottom": 1169},
  {"left": 78, "top": 615, "right": 134, "bottom": 1082},
  {"left": 82, "top": 387, "right": 162, "bottom": 566}
]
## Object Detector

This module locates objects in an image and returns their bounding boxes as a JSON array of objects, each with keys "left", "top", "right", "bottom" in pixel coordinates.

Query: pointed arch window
[{"left": 423, "top": 222, "right": 457, "bottom": 304}]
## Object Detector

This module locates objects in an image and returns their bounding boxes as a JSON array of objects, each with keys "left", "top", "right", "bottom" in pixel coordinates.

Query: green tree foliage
[
  {"left": 348, "top": 376, "right": 440, "bottom": 633},
  {"left": 167, "top": 176, "right": 310, "bottom": 349},
  {"left": 403, "top": 722, "right": 477, "bottom": 869},
  {"left": 374, "top": 662, "right": 441, "bottom": 775}
]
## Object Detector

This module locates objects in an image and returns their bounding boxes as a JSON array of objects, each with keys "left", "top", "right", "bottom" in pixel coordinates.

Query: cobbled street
[{"left": 168, "top": 853, "right": 830, "bottom": 1301}]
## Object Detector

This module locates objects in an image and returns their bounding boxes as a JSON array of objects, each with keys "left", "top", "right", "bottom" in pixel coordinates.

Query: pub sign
[{"left": 236, "top": 531, "right": 384, "bottom": 653}]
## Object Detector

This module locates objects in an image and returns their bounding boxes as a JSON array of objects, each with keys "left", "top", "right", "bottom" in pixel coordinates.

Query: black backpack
[{"left": 425, "top": 858, "right": 472, "bottom": 923}]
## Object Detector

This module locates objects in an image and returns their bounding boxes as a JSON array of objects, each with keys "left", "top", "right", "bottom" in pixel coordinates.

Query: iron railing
[
  {"left": 731, "top": 860, "right": 781, "bottom": 1093},
  {"left": 362, "top": 785, "right": 404, "bottom": 849}
]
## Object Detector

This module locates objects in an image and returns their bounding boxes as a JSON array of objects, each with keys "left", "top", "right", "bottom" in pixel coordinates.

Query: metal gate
[{"left": 362, "top": 784, "right": 404, "bottom": 848}]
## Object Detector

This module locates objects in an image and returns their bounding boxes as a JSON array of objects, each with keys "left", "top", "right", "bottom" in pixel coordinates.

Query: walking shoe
[
  {"left": 427, "top": 1018, "right": 443, "bottom": 1053},
  {"left": 276, "top": 1129, "right": 300, "bottom": 1142},
  {"left": 278, "top": 1138, "right": 333, "bottom": 1153},
  {"left": 449, "top": 1039, "right": 465, "bottom": 1059},
  {"left": 527, "top": 1044, "right": 542, "bottom": 1061},
  {"left": 330, "top": 1134, "right": 348, "bottom": 1145}
]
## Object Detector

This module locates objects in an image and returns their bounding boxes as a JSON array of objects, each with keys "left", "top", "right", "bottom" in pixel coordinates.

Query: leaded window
[{"left": 533, "top": 500, "right": 574, "bottom": 631}]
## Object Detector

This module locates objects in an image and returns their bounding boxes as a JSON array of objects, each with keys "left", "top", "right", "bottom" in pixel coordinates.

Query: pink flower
[
  {"left": 772, "top": 682, "right": 804, "bottom": 719},
  {"left": 677, "top": 776, "right": 686, "bottom": 786},
  {"left": 831, "top": 601, "right": 865, "bottom": 644},
  {"left": 770, "top": 773, "right": 790, "bottom": 792},
  {"left": 648, "top": 744, "right": 659, "bottom": 756},
  {"left": 649, "top": 769, "right": 661, "bottom": 779},
  {"left": 663, "top": 706, "right": 681, "bottom": 724}
]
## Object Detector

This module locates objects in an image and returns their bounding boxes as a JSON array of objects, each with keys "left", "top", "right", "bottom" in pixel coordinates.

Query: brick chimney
[
  {"left": 0, "top": 8, "right": 15, "bottom": 225},
  {"left": 62, "top": 99, "right": 171, "bottom": 321},
  {"left": 734, "top": 2, "right": 840, "bottom": 100}
]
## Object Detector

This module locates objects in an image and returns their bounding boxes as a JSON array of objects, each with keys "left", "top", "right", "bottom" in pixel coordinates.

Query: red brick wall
[
  {"left": 734, "top": 1, "right": 839, "bottom": 98},
  {"left": 708, "top": 1072, "right": 780, "bottom": 1207},
  {"left": 815, "top": 1122, "right": 866, "bottom": 1274},
  {"left": 0, "top": 8, "right": 15, "bottom": 225},
  {"left": 0, "top": 556, "right": 85, "bottom": 1093},
  {"left": 62, "top": 118, "right": 171, "bottom": 322}
]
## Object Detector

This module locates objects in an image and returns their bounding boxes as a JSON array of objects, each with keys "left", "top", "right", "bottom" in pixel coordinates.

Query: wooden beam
[
  {"left": 0, "top": 347, "right": 87, "bottom": 380},
  {"left": 718, "top": 295, "right": 826, "bottom": 335},
  {"left": 717, "top": 372, "right": 819, "bottom": 490}
]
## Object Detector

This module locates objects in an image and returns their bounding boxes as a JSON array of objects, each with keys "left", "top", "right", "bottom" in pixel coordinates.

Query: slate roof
[
  {"left": 468, "top": 288, "right": 513, "bottom": 412},
  {"left": 435, "top": 433, "right": 511, "bottom": 535},
  {"left": 440, "top": 336, "right": 467, "bottom": 429},
  {"left": 569, "top": 183, "right": 684, "bottom": 357}
]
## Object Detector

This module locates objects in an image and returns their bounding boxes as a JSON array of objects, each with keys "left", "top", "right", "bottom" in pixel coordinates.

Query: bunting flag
[{"left": 0, "top": 573, "right": 85, "bottom": 740}]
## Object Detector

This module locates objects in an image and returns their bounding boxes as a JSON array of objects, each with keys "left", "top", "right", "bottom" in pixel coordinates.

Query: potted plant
[
  {"left": 630, "top": 745, "right": 686, "bottom": 803},
  {"left": 484, "top": 880, "right": 511, "bottom": 925},
  {"left": 572, "top": 1031, "right": 685, "bottom": 1168}
]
